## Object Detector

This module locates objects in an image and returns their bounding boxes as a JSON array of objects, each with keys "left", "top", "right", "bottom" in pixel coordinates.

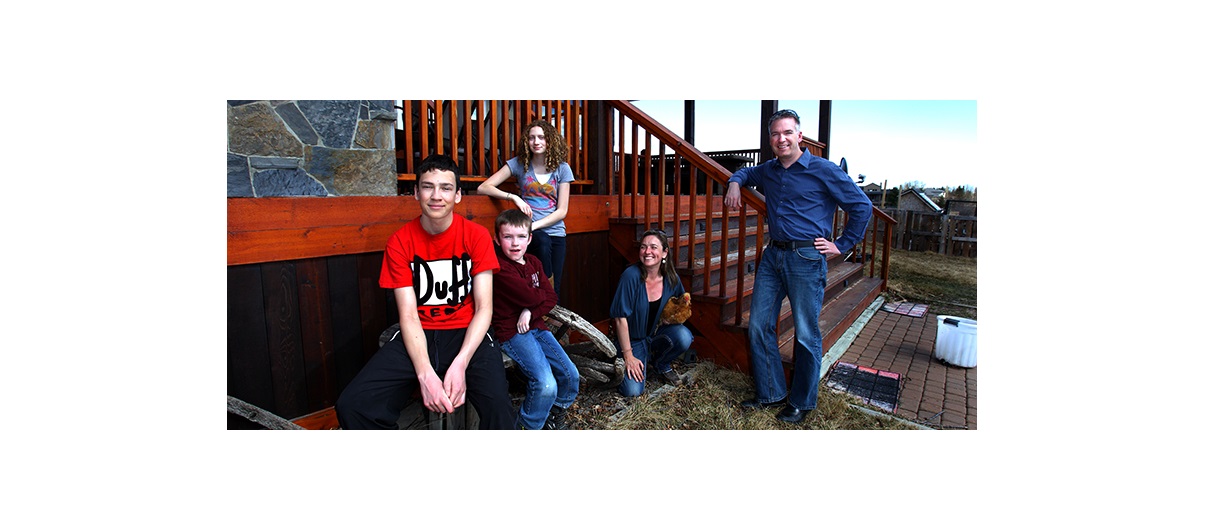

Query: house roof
[{"left": 900, "top": 188, "right": 942, "bottom": 212}]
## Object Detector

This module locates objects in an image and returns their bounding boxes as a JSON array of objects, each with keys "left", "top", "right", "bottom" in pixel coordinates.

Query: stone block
[
  {"left": 252, "top": 168, "right": 328, "bottom": 197},
  {"left": 355, "top": 120, "right": 393, "bottom": 150},
  {"left": 298, "top": 100, "right": 359, "bottom": 149},
  {"left": 369, "top": 109, "right": 398, "bottom": 121},
  {"left": 228, "top": 101, "right": 303, "bottom": 157},
  {"left": 306, "top": 146, "right": 395, "bottom": 196},
  {"left": 249, "top": 156, "right": 303, "bottom": 169},
  {"left": 274, "top": 102, "right": 321, "bottom": 145},
  {"left": 227, "top": 153, "right": 252, "bottom": 197}
]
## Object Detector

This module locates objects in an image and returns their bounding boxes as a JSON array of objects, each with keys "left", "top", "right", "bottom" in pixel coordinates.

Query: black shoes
[
  {"left": 775, "top": 406, "right": 811, "bottom": 424},
  {"left": 659, "top": 369, "right": 682, "bottom": 385},
  {"left": 542, "top": 405, "right": 569, "bottom": 430},
  {"left": 740, "top": 397, "right": 788, "bottom": 410},
  {"left": 740, "top": 397, "right": 812, "bottom": 423}
]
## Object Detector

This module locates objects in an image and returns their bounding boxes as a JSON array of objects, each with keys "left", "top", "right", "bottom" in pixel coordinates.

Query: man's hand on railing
[{"left": 724, "top": 182, "right": 743, "bottom": 210}]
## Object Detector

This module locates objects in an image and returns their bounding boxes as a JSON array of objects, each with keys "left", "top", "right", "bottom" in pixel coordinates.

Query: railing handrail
[
  {"left": 607, "top": 100, "right": 897, "bottom": 326},
  {"left": 608, "top": 100, "right": 766, "bottom": 213}
]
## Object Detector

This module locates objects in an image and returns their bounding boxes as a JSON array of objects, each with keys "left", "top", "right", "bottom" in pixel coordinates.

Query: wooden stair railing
[
  {"left": 605, "top": 100, "right": 897, "bottom": 370},
  {"left": 395, "top": 100, "right": 594, "bottom": 189},
  {"left": 607, "top": 100, "right": 778, "bottom": 327}
]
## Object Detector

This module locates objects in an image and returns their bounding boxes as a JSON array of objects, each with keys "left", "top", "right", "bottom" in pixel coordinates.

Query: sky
[{"left": 631, "top": 100, "right": 978, "bottom": 191}]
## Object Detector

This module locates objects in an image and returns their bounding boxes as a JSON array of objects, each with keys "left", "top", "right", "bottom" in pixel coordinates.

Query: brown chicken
[{"left": 660, "top": 292, "right": 692, "bottom": 325}]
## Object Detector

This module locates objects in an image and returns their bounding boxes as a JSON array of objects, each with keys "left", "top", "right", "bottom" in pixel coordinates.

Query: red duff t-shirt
[{"left": 379, "top": 214, "right": 500, "bottom": 330}]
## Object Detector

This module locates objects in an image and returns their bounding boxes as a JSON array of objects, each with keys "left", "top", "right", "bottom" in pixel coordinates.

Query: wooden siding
[
  {"left": 228, "top": 253, "right": 396, "bottom": 428},
  {"left": 228, "top": 195, "right": 612, "bottom": 266},
  {"left": 227, "top": 195, "right": 618, "bottom": 426}
]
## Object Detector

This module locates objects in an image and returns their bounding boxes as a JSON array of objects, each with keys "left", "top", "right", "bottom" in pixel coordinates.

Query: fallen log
[
  {"left": 568, "top": 353, "right": 625, "bottom": 388},
  {"left": 547, "top": 305, "right": 616, "bottom": 358},
  {"left": 227, "top": 395, "right": 303, "bottom": 430}
]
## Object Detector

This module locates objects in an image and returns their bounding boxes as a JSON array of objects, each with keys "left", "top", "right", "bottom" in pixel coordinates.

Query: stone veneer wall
[{"left": 227, "top": 100, "right": 397, "bottom": 197}]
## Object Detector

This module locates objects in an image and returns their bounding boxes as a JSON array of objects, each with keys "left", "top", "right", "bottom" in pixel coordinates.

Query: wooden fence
[{"left": 873, "top": 209, "right": 977, "bottom": 257}]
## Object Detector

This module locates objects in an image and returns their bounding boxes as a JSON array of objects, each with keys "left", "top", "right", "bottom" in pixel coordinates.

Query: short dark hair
[
  {"left": 415, "top": 154, "right": 461, "bottom": 190},
  {"left": 495, "top": 208, "right": 532, "bottom": 235},
  {"left": 767, "top": 108, "right": 801, "bottom": 134}
]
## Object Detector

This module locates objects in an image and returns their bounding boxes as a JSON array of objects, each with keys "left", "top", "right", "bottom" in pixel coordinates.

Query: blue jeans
[
  {"left": 618, "top": 324, "right": 693, "bottom": 397},
  {"left": 530, "top": 231, "right": 565, "bottom": 299},
  {"left": 501, "top": 328, "right": 580, "bottom": 430},
  {"left": 747, "top": 244, "right": 827, "bottom": 410}
]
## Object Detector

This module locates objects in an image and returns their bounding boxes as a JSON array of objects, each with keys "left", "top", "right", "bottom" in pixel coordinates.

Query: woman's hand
[{"left": 624, "top": 352, "right": 644, "bottom": 383}]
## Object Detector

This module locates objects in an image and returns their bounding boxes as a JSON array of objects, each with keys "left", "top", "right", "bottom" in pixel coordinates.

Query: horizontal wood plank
[
  {"left": 227, "top": 196, "right": 411, "bottom": 233},
  {"left": 228, "top": 195, "right": 614, "bottom": 266},
  {"left": 397, "top": 173, "right": 595, "bottom": 185}
]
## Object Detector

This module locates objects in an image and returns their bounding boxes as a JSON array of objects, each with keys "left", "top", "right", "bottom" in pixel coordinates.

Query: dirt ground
[
  {"left": 386, "top": 357, "right": 678, "bottom": 430},
  {"left": 507, "top": 357, "right": 688, "bottom": 430}
]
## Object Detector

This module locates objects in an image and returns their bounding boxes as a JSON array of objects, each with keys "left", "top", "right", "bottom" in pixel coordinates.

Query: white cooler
[{"left": 934, "top": 315, "right": 977, "bottom": 367}]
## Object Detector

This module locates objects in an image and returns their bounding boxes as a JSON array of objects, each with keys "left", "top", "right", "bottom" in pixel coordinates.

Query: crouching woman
[{"left": 610, "top": 230, "right": 693, "bottom": 397}]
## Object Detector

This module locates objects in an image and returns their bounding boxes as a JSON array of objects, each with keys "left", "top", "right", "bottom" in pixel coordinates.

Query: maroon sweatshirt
[{"left": 491, "top": 247, "right": 558, "bottom": 343}]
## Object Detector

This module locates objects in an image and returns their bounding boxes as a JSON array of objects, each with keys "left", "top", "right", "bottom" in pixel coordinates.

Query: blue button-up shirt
[{"left": 729, "top": 150, "right": 873, "bottom": 254}]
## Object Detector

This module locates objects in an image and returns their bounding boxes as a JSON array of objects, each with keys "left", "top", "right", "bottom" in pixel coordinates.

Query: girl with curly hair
[{"left": 479, "top": 119, "right": 575, "bottom": 298}]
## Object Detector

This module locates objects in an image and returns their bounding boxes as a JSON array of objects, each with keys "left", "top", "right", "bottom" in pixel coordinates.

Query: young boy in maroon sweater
[{"left": 492, "top": 209, "right": 580, "bottom": 429}]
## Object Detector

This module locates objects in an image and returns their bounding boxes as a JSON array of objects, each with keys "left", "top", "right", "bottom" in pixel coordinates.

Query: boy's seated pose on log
[
  {"left": 491, "top": 209, "right": 579, "bottom": 430},
  {"left": 335, "top": 154, "right": 515, "bottom": 429}
]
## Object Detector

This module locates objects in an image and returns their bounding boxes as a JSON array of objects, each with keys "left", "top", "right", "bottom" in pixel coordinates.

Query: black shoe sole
[
  {"left": 775, "top": 407, "right": 811, "bottom": 423},
  {"left": 740, "top": 398, "right": 788, "bottom": 410}
]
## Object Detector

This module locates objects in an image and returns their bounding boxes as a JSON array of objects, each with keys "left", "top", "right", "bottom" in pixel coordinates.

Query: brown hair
[
  {"left": 495, "top": 208, "right": 532, "bottom": 235},
  {"left": 519, "top": 119, "right": 569, "bottom": 173}
]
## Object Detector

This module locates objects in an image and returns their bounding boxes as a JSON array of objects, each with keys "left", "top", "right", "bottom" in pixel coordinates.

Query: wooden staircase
[
  {"left": 605, "top": 100, "right": 896, "bottom": 376},
  {"left": 609, "top": 213, "right": 883, "bottom": 375}
]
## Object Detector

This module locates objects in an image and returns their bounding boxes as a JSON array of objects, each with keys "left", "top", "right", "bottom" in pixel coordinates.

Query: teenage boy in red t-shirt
[
  {"left": 491, "top": 209, "right": 579, "bottom": 429},
  {"left": 336, "top": 154, "right": 514, "bottom": 429}
]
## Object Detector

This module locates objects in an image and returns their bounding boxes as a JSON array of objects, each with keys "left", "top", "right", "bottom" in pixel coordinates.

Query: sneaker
[
  {"left": 542, "top": 405, "right": 569, "bottom": 430},
  {"left": 659, "top": 369, "right": 681, "bottom": 385}
]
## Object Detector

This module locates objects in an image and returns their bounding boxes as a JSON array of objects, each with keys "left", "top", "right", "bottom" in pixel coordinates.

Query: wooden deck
[{"left": 228, "top": 100, "right": 895, "bottom": 428}]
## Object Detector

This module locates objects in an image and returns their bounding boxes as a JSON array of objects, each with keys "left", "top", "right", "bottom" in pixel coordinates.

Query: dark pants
[
  {"left": 335, "top": 328, "right": 515, "bottom": 429},
  {"left": 529, "top": 230, "right": 565, "bottom": 299}
]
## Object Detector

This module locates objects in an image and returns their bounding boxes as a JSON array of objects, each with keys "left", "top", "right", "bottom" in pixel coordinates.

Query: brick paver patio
[{"left": 838, "top": 309, "right": 977, "bottom": 429}]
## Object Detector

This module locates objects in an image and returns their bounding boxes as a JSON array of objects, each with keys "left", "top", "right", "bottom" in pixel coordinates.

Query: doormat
[
  {"left": 825, "top": 362, "right": 900, "bottom": 413},
  {"left": 882, "top": 302, "right": 929, "bottom": 318}
]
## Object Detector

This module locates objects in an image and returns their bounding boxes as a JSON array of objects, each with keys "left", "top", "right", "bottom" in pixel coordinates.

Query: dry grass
[
  {"left": 884, "top": 247, "right": 977, "bottom": 320},
  {"left": 563, "top": 361, "right": 917, "bottom": 430},
  {"left": 556, "top": 247, "right": 976, "bottom": 431}
]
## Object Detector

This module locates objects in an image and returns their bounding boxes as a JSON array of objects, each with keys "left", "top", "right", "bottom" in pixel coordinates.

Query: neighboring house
[
  {"left": 898, "top": 188, "right": 942, "bottom": 212},
  {"left": 922, "top": 187, "right": 945, "bottom": 202},
  {"left": 860, "top": 182, "right": 883, "bottom": 204},
  {"left": 946, "top": 199, "right": 977, "bottom": 217}
]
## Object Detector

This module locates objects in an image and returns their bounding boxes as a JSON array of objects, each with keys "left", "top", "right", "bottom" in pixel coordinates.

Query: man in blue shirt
[{"left": 724, "top": 108, "right": 873, "bottom": 424}]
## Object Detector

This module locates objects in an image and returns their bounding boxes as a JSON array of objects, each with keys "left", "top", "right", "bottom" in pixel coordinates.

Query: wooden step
[
  {"left": 610, "top": 212, "right": 884, "bottom": 377},
  {"left": 708, "top": 254, "right": 864, "bottom": 324},
  {"left": 778, "top": 276, "right": 882, "bottom": 365}
]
